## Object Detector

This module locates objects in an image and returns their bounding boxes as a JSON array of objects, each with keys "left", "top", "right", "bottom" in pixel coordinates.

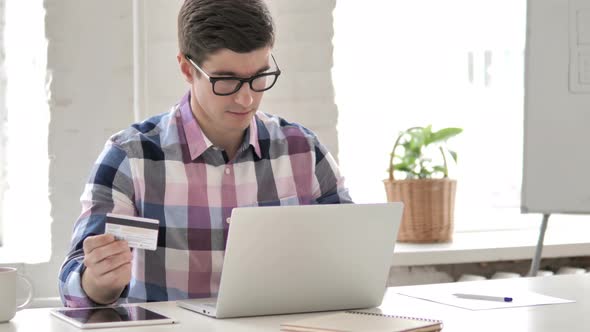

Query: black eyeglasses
[{"left": 185, "top": 54, "right": 281, "bottom": 96}]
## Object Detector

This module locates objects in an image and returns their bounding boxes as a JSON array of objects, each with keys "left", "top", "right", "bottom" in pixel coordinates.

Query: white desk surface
[{"left": 2, "top": 274, "right": 588, "bottom": 332}]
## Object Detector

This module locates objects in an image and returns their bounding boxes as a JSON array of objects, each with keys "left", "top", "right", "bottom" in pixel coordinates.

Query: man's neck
[
  {"left": 207, "top": 129, "right": 243, "bottom": 161},
  {"left": 198, "top": 118, "right": 245, "bottom": 160},
  {"left": 190, "top": 98, "right": 244, "bottom": 161}
]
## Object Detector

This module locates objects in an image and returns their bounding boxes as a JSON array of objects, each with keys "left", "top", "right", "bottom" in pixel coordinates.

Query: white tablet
[{"left": 50, "top": 305, "right": 175, "bottom": 329}]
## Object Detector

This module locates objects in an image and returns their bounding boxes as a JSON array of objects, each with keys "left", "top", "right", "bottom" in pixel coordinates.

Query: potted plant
[{"left": 384, "top": 125, "right": 463, "bottom": 243}]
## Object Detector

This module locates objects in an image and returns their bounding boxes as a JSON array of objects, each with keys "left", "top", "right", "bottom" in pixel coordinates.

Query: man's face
[{"left": 184, "top": 47, "right": 273, "bottom": 138}]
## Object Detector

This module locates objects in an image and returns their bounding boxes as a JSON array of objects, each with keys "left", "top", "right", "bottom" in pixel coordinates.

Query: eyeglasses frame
[{"left": 185, "top": 54, "right": 281, "bottom": 96}]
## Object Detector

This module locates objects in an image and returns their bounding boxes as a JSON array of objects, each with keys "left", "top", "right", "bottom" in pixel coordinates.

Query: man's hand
[{"left": 81, "top": 234, "right": 132, "bottom": 304}]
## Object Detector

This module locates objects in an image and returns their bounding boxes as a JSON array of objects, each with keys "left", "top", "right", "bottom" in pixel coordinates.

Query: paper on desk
[{"left": 397, "top": 289, "right": 574, "bottom": 310}]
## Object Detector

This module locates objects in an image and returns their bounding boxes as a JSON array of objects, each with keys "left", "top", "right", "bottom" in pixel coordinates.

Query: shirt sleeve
[
  {"left": 310, "top": 138, "right": 354, "bottom": 204},
  {"left": 58, "top": 141, "right": 136, "bottom": 307}
]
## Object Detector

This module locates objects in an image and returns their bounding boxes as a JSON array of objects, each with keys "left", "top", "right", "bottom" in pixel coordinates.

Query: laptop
[{"left": 176, "top": 202, "right": 403, "bottom": 318}]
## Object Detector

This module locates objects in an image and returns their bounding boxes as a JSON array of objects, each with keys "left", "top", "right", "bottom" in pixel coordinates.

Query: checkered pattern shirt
[{"left": 58, "top": 92, "right": 352, "bottom": 307}]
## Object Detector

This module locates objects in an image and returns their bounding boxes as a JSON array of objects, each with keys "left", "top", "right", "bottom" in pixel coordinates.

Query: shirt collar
[{"left": 178, "top": 91, "right": 262, "bottom": 160}]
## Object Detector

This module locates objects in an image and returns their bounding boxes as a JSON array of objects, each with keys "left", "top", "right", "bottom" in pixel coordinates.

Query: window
[
  {"left": 0, "top": 0, "right": 50, "bottom": 263},
  {"left": 332, "top": 0, "right": 545, "bottom": 231}
]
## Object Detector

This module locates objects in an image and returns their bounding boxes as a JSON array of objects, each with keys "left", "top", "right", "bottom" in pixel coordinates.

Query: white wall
[
  {"left": 0, "top": 0, "right": 6, "bottom": 245},
  {"left": 24, "top": 0, "right": 135, "bottom": 302},
  {"left": 8, "top": 1, "right": 588, "bottom": 303},
  {"left": 264, "top": 0, "right": 340, "bottom": 156},
  {"left": 133, "top": 0, "right": 185, "bottom": 119},
  {"left": 18, "top": 0, "right": 341, "bottom": 302},
  {"left": 135, "top": 0, "right": 340, "bottom": 156}
]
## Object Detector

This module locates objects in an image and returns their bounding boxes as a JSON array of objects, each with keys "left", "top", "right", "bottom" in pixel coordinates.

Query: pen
[{"left": 453, "top": 293, "right": 513, "bottom": 302}]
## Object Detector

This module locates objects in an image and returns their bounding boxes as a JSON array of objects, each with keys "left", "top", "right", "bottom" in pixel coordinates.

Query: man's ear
[{"left": 177, "top": 53, "right": 194, "bottom": 84}]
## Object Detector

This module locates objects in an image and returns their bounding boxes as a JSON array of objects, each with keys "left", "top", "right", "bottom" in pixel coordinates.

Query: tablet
[{"left": 50, "top": 305, "right": 175, "bottom": 329}]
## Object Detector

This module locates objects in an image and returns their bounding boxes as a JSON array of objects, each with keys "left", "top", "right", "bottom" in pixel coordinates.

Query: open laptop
[{"left": 176, "top": 202, "right": 403, "bottom": 318}]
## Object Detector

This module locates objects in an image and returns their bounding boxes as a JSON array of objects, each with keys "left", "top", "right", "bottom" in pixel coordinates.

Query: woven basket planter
[{"left": 383, "top": 178, "right": 456, "bottom": 243}]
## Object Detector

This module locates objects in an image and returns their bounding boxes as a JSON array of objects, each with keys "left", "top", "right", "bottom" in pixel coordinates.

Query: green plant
[{"left": 387, "top": 125, "right": 463, "bottom": 180}]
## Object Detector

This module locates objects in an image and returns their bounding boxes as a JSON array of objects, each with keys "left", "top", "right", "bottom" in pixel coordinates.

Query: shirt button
[{"left": 225, "top": 168, "right": 231, "bottom": 175}]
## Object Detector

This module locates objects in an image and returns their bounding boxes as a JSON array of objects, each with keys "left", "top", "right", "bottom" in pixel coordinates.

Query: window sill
[{"left": 392, "top": 220, "right": 590, "bottom": 266}]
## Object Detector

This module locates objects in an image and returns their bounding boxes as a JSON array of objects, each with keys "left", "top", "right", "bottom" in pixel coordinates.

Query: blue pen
[{"left": 453, "top": 293, "right": 513, "bottom": 302}]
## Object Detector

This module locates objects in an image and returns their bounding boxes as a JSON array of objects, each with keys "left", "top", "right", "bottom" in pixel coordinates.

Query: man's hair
[{"left": 178, "top": 0, "right": 275, "bottom": 66}]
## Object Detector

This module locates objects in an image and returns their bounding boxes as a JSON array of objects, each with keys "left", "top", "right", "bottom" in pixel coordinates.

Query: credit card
[{"left": 104, "top": 213, "right": 159, "bottom": 251}]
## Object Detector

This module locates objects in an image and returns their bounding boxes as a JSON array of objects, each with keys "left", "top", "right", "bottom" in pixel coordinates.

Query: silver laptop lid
[{"left": 214, "top": 202, "right": 403, "bottom": 318}]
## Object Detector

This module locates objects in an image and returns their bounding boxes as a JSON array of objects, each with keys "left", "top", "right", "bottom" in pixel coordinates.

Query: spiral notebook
[{"left": 281, "top": 311, "right": 442, "bottom": 332}]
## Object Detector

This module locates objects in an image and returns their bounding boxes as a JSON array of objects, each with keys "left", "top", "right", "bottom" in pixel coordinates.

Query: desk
[{"left": 2, "top": 274, "right": 588, "bottom": 331}]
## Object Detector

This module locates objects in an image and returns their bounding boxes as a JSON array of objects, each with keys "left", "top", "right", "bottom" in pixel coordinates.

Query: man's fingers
[
  {"left": 100, "top": 262, "right": 132, "bottom": 288},
  {"left": 88, "top": 262, "right": 132, "bottom": 293},
  {"left": 83, "top": 234, "right": 116, "bottom": 254},
  {"left": 90, "top": 250, "right": 133, "bottom": 277},
  {"left": 84, "top": 240, "right": 130, "bottom": 266}
]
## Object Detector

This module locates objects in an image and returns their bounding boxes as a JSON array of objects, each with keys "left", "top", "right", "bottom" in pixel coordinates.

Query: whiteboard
[{"left": 522, "top": 0, "right": 590, "bottom": 213}]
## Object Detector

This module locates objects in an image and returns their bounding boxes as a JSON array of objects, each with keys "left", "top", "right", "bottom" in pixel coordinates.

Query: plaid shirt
[{"left": 58, "top": 92, "right": 352, "bottom": 307}]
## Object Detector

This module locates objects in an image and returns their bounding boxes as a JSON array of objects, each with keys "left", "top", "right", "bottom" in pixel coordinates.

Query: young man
[{"left": 59, "top": 0, "right": 351, "bottom": 307}]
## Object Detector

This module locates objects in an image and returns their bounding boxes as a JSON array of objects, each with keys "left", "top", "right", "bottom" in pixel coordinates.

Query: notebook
[{"left": 280, "top": 311, "right": 442, "bottom": 332}]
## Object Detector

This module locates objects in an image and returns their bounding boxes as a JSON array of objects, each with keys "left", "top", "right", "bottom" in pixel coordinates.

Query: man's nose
[{"left": 234, "top": 82, "right": 254, "bottom": 107}]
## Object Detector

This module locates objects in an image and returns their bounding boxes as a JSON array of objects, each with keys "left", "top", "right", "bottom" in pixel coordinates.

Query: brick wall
[
  {"left": 134, "top": 0, "right": 185, "bottom": 119},
  {"left": 136, "top": 0, "right": 340, "bottom": 157},
  {"left": 15, "top": 0, "right": 590, "bottom": 302},
  {"left": 46, "top": 0, "right": 134, "bottom": 243},
  {"left": 0, "top": 0, "right": 6, "bottom": 243},
  {"left": 264, "top": 0, "right": 340, "bottom": 157},
  {"left": 30, "top": 0, "right": 135, "bottom": 299},
  {"left": 35, "top": 0, "right": 341, "bottom": 299}
]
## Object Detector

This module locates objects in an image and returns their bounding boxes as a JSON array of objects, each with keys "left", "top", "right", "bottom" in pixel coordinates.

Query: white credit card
[{"left": 104, "top": 213, "right": 159, "bottom": 251}]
